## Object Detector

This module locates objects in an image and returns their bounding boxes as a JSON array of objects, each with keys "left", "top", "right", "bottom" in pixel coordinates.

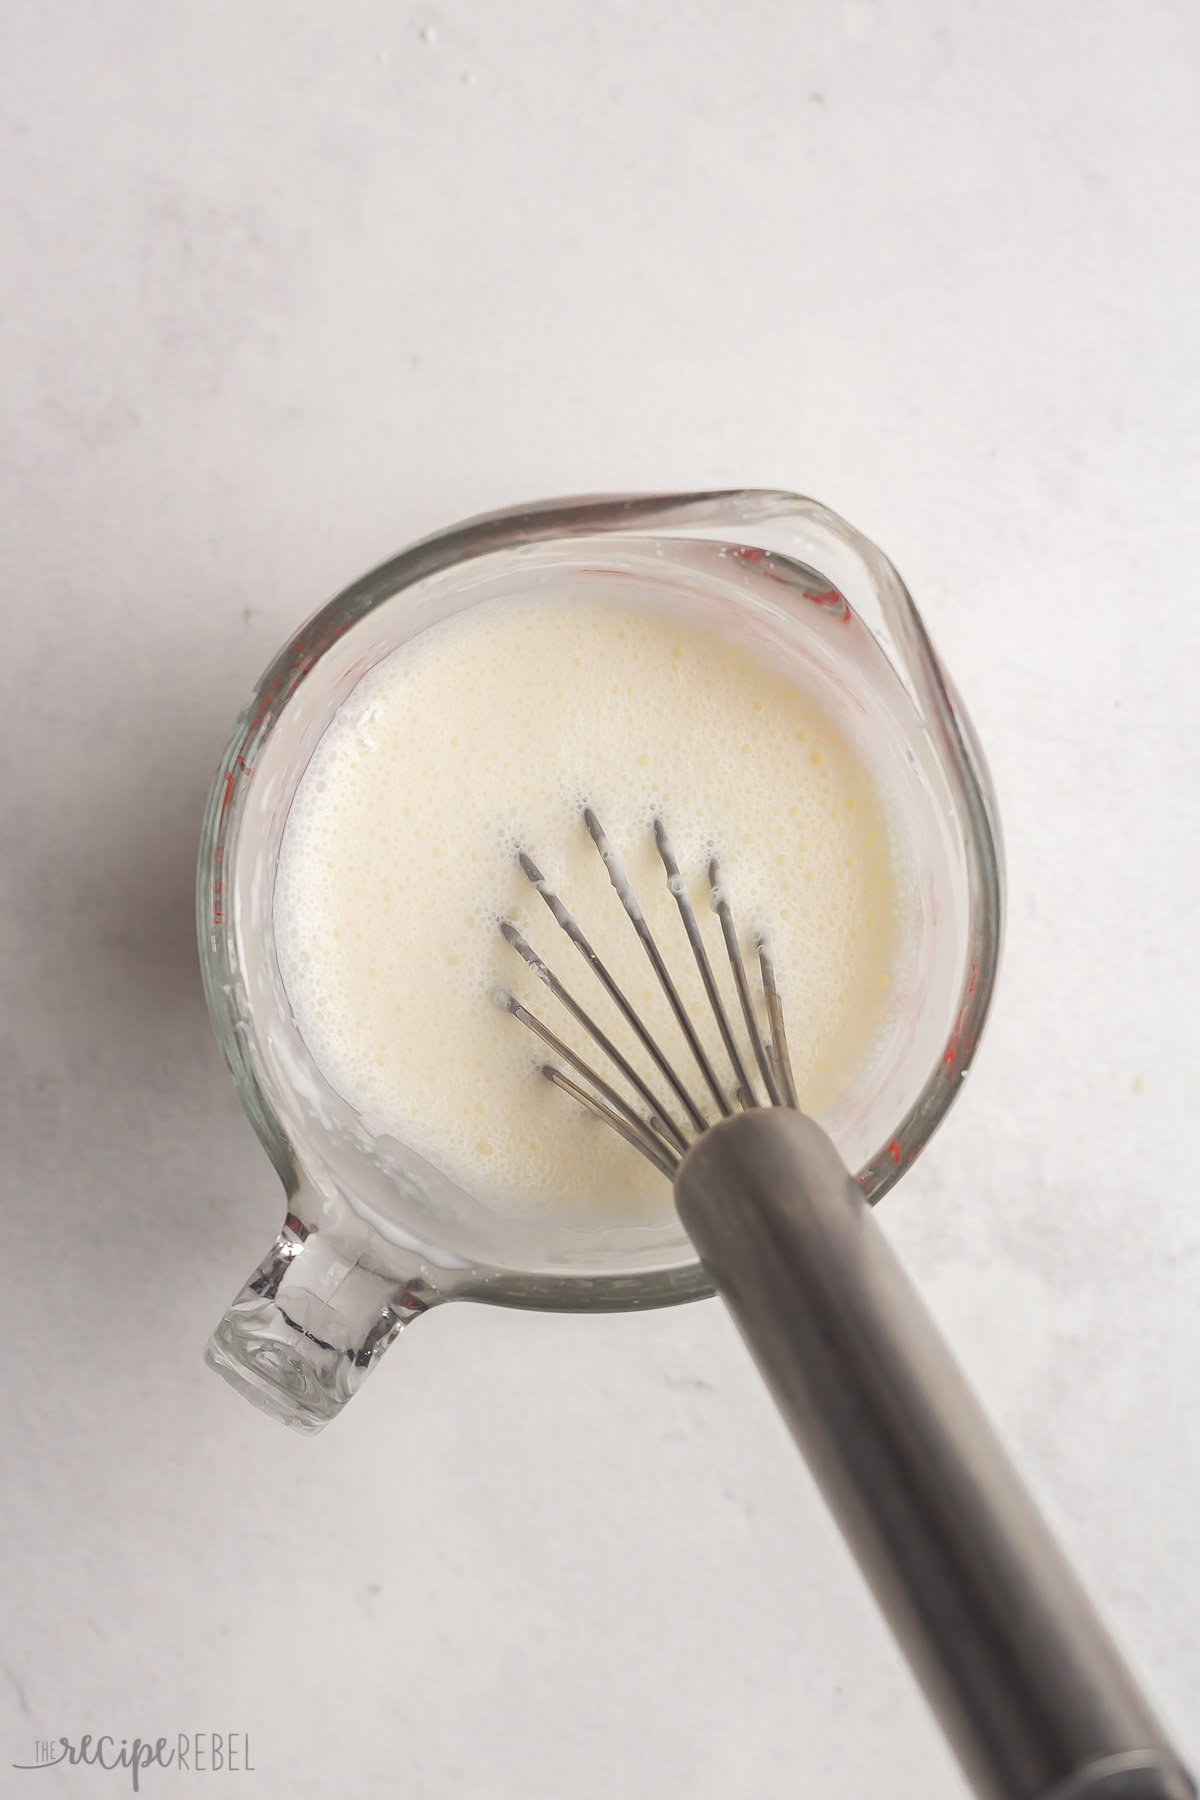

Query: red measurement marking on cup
[
  {"left": 943, "top": 1014, "right": 966, "bottom": 1069},
  {"left": 247, "top": 673, "right": 284, "bottom": 735},
  {"left": 942, "top": 964, "right": 984, "bottom": 1068},
  {"left": 731, "top": 547, "right": 852, "bottom": 620},
  {"left": 802, "top": 587, "right": 851, "bottom": 622},
  {"left": 211, "top": 844, "right": 225, "bottom": 924},
  {"left": 887, "top": 1138, "right": 903, "bottom": 1165}
]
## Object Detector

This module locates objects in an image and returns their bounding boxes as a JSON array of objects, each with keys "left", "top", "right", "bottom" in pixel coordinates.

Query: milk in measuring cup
[{"left": 273, "top": 594, "right": 909, "bottom": 1223}]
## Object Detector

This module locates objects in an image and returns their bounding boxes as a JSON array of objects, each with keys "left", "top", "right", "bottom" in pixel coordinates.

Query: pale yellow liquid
[{"left": 274, "top": 595, "right": 906, "bottom": 1223}]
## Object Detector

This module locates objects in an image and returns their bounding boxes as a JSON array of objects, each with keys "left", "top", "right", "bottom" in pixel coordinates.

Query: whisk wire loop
[{"left": 500, "top": 815, "right": 799, "bottom": 1170}]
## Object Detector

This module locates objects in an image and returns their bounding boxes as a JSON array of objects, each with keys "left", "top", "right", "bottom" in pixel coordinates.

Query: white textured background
[{"left": 2, "top": 2, "right": 1198, "bottom": 1795}]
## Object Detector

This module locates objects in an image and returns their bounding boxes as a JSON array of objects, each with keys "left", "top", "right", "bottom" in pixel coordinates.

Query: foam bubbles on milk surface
[{"left": 272, "top": 592, "right": 907, "bottom": 1224}]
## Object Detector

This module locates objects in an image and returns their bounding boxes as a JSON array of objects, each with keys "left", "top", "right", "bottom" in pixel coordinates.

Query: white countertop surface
[{"left": 2, "top": 2, "right": 1198, "bottom": 1794}]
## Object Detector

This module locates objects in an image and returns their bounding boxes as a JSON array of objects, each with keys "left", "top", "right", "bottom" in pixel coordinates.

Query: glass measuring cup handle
[
  {"left": 675, "top": 1111, "right": 1195, "bottom": 1800},
  {"left": 205, "top": 1212, "right": 437, "bottom": 1434}
]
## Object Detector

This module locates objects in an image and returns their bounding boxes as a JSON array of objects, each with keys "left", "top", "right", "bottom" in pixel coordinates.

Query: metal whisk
[
  {"left": 497, "top": 808, "right": 796, "bottom": 1179},
  {"left": 496, "top": 813, "right": 1194, "bottom": 1800}
]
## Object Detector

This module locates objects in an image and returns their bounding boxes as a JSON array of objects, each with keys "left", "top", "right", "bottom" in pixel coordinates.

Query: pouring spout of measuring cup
[{"left": 205, "top": 1210, "right": 438, "bottom": 1434}]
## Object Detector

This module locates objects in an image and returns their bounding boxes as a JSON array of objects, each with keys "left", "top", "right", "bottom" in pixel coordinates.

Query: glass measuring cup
[{"left": 198, "top": 490, "right": 1003, "bottom": 1432}]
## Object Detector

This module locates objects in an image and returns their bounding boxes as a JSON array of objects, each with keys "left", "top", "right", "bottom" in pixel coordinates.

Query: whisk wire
[
  {"left": 541, "top": 1064, "right": 679, "bottom": 1177},
  {"left": 496, "top": 990, "right": 680, "bottom": 1169},
  {"left": 499, "top": 919, "right": 689, "bottom": 1154},
  {"left": 584, "top": 808, "right": 733, "bottom": 1119},
  {"left": 758, "top": 941, "right": 799, "bottom": 1110},
  {"left": 653, "top": 820, "right": 757, "bottom": 1112},
  {"left": 519, "top": 847, "right": 708, "bottom": 1133},
  {"left": 710, "top": 860, "right": 783, "bottom": 1108},
  {"left": 502, "top": 814, "right": 800, "bottom": 1171}
]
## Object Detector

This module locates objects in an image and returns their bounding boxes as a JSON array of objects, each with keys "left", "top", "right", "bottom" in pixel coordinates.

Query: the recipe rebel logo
[{"left": 12, "top": 1733, "right": 255, "bottom": 1789}]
